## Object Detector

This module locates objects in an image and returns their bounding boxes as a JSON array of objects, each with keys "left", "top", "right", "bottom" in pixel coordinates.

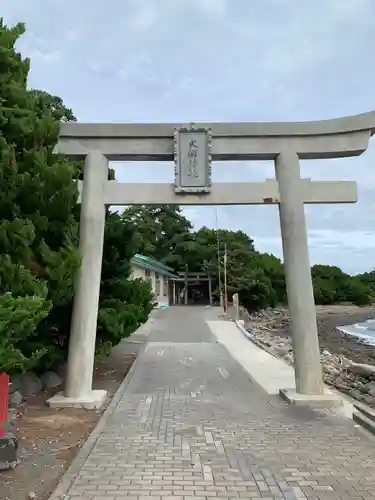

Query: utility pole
[
  {"left": 215, "top": 209, "right": 223, "bottom": 308},
  {"left": 208, "top": 275, "right": 213, "bottom": 306},
  {"left": 224, "top": 243, "right": 228, "bottom": 315},
  {"left": 184, "top": 263, "right": 188, "bottom": 305}
]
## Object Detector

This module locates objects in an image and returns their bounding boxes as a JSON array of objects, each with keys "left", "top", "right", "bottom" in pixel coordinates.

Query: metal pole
[
  {"left": 215, "top": 209, "right": 223, "bottom": 308},
  {"left": 224, "top": 244, "right": 228, "bottom": 315},
  {"left": 184, "top": 263, "right": 188, "bottom": 305}
]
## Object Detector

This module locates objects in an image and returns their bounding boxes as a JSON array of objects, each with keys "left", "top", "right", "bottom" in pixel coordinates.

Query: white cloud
[
  {"left": 130, "top": 1, "right": 158, "bottom": 31},
  {"left": 65, "top": 29, "right": 79, "bottom": 42},
  {"left": 192, "top": 0, "right": 228, "bottom": 17}
]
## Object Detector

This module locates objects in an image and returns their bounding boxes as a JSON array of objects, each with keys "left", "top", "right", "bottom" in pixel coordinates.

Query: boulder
[
  {"left": 283, "top": 352, "right": 294, "bottom": 363},
  {"left": 276, "top": 345, "right": 291, "bottom": 356},
  {"left": 9, "top": 391, "right": 22, "bottom": 407},
  {"left": 8, "top": 377, "right": 20, "bottom": 394},
  {"left": 347, "top": 363, "right": 375, "bottom": 378},
  {"left": 40, "top": 371, "right": 62, "bottom": 389},
  {"left": 363, "top": 394, "right": 375, "bottom": 406},
  {"left": 14, "top": 372, "right": 42, "bottom": 397},
  {"left": 324, "top": 365, "right": 341, "bottom": 377},
  {"left": 6, "top": 411, "right": 16, "bottom": 434},
  {"left": 334, "top": 382, "right": 351, "bottom": 392},
  {"left": 55, "top": 363, "right": 67, "bottom": 378},
  {"left": 348, "top": 388, "right": 365, "bottom": 401},
  {"left": 0, "top": 433, "right": 18, "bottom": 471}
]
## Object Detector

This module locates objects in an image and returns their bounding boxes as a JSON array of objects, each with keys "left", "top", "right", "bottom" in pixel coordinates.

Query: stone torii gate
[{"left": 48, "top": 112, "right": 375, "bottom": 409}]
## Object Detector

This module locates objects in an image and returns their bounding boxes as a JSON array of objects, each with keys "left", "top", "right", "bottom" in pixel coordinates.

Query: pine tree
[
  {"left": 0, "top": 19, "right": 155, "bottom": 372},
  {"left": 0, "top": 19, "right": 80, "bottom": 371},
  {"left": 96, "top": 212, "right": 154, "bottom": 358},
  {"left": 122, "top": 205, "right": 193, "bottom": 269}
]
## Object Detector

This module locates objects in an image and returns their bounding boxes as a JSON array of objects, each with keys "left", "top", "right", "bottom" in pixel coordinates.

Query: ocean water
[{"left": 337, "top": 319, "right": 375, "bottom": 346}]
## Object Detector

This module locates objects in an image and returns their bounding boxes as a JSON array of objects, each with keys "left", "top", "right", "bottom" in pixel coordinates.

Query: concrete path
[{"left": 63, "top": 307, "right": 375, "bottom": 500}]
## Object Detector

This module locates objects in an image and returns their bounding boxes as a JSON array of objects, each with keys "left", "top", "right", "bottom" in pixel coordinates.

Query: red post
[{"left": 0, "top": 373, "right": 9, "bottom": 438}]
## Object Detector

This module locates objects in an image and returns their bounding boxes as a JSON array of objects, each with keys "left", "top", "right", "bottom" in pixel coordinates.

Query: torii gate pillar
[
  {"left": 47, "top": 112, "right": 375, "bottom": 409},
  {"left": 276, "top": 151, "right": 324, "bottom": 396}
]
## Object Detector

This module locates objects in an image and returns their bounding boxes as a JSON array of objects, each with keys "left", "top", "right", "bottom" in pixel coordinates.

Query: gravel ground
[
  {"left": 278, "top": 305, "right": 375, "bottom": 364},
  {"left": 241, "top": 304, "right": 375, "bottom": 407}
]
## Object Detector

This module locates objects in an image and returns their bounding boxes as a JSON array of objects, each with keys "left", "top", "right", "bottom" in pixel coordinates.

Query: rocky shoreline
[{"left": 242, "top": 305, "right": 375, "bottom": 407}]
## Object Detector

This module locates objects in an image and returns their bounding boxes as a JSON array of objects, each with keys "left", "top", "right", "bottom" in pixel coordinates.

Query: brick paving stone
[{"left": 64, "top": 307, "right": 375, "bottom": 500}]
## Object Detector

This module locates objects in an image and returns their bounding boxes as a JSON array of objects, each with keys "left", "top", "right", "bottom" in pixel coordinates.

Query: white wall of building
[{"left": 130, "top": 263, "right": 170, "bottom": 308}]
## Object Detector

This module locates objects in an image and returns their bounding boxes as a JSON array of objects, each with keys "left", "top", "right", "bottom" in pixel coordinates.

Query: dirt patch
[{"left": 0, "top": 350, "right": 137, "bottom": 500}]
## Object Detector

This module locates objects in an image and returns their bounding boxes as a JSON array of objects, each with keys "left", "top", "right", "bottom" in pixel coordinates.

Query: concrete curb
[
  {"left": 235, "top": 320, "right": 252, "bottom": 339},
  {"left": 234, "top": 319, "right": 357, "bottom": 417},
  {"left": 48, "top": 342, "right": 147, "bottom": 500}
]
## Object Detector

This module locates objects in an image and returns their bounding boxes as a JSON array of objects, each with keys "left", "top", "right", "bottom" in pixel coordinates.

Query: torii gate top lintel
[{"left": 56, "top": 110, "right": 375, "bottom": 161}]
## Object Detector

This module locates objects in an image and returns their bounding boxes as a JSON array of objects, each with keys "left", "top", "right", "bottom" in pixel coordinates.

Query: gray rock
[
  {"left": 348, "top": 388, "right": 365, "bottom": 401},
  {"left": 363, "top": 394, "right": 375, "bottom": 406},
  {"left": 16, "top": 372, "right": 43, "bottom": 397},
  {"left": 357, "top": 382, "right": 369, "bottom": 393},
  {"left": 276, "top": 346, "right": 291, "bottom": 356},
  {"left": 8, "top": 377, "right": 20, "bottom": 394},
  {"left": 283, "top": 352, "right": 294, "bottom": 363},
  {"left": 9, "top": 391, "right": 22, "bottom": 406},
  {"left": 347, "top": 363, "right": 375, "bottom": 378},
  {"left": 8, "top": 408, "right": 18, "bottom": 420},
  {"left": 55, "top": 363, "right": 67, "bottom": 378},
  {"left": 40, "top": 371, "right": 62, "bottom": 389},
  {"left": 6, "top": 412, "right": 16, "bottom": 434},
  {"left": 325, "top": 366, "right": 341, "bottom": 377},
  {"left": 0, "top": 433, "right": 18, "bottom": 471},
  {"left": 335, "top": 382, "right": 351, "bottom": 392}
]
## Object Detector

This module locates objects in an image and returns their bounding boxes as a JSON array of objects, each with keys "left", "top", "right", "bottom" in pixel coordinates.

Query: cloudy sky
[{"left": 3, "top": 0, "right": 375, "bottom": 274}]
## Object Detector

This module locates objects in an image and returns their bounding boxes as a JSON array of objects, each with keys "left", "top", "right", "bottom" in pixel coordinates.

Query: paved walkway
[{"left": 65, "top": 307, "right": 375, "bottom": 500}]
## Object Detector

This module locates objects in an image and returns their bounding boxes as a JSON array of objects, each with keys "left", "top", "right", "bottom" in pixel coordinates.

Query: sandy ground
[{"left": 0, "top": 346, "right": 139, "bottom": 500}]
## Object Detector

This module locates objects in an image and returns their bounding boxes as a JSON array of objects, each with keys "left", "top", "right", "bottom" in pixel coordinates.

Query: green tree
[
  {"left": 0, "top": 19, "right": 154, "bottom": 372},
  {"left": 122, "top": 205, "right": 193, "bottom": 269},
  {"left": 0, "top": 19, "right": 80, "bottom": 371},
  {"left": 312, "top": 277, "right": 336, "bottom": 305},
  {"left": 252, "top": 252, "right": 286, "bottom": 304},
  {"left": 357, "top": 269, "right": 375, "bottom": 294},
  {"left": 338, "top": 277, "right": 373, "bottom": 306},
  {"left": 191, "top": 227, "right": 262, "bottom": 307},
  {"left": 113, "top": 203, "right": 375, "bottom": 311},
  {"left": 311, "top": 265, "right": 373, "bottom": 306},
  {"left": 96, "top": 212, "right": 155, "bottom": 357},
  {"left": 0, "top": 292, "right": 51, "bottom": 374}
]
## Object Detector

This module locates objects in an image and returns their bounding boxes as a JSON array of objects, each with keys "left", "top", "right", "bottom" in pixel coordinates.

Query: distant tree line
[{"left": 122, "top": 205, "right": 375, "bottom": 311}]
